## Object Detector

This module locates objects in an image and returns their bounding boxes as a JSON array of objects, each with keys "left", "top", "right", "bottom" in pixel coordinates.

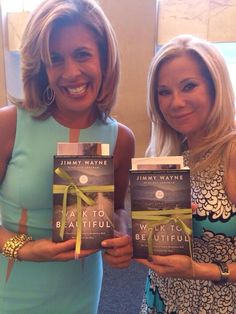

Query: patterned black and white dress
[{"left": 140, "top": 151, "right": 236, "bottom": 314}]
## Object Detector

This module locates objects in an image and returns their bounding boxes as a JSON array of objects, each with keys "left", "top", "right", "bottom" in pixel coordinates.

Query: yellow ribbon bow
[
  {"left": 132, "top": 208, "right": 192, "bottom": 257},
  {"left": 53, "top": 167, "right": 114, "bottom": 256}
]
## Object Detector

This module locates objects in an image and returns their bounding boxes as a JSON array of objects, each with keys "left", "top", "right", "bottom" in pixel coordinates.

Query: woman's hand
[
  {"left": 101, "top": 209, "right": 133, "bottom": 268},
  {"left": 18, "top": 238, "right": 97, "bottom": 262},
  {"left": 134, "top": 203, "right": 198, "bottom": 276},
  {"left": 102, "top": 235, "right": 133, "bottom": 268},
  {"left": 136, "top": 254, "right": 195, "bottom": 279}
]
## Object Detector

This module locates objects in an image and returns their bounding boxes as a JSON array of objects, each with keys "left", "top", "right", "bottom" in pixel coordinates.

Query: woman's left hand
[
  {"left": 102, "top": 235, "right": 133, "bottom": 268},
  {"left": 136, "top": 254, "right": 195, "bottom": 279}
]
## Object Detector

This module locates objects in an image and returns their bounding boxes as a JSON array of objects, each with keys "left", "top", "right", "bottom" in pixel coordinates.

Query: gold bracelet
[{"left": 2, "top": 234, "right": 33, "bottom": 261}]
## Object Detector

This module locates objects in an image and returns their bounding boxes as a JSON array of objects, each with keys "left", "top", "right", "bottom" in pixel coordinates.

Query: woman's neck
[{"left": 50, "top": 105, "right": 99, "bottom": 129}]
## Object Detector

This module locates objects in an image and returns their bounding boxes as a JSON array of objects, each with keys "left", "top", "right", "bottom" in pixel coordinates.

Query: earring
[{"left": 43, "top": 85, "right": 55, "bottom": 106}]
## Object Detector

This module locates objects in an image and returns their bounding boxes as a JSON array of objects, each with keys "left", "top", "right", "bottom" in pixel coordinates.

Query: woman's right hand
[{"left": 17, "top": 238, "right": 98, "bottom": 262}]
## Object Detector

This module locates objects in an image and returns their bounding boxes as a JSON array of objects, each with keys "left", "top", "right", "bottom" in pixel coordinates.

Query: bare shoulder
[
  {"left": 0, "top": 105, "right": 16, "bottom": 139},
  {"left": 0, "top": 105, "right": 17, "bottom": 181},
  {"left": 0, "top": 104, "right": 16, "bottom": 120},
  {"left": 113, "top": 122, "right": 135, "bottom": 169},
  {"left": 117, "top": 122, "right": 135, "bottom": 147},
  {"left": 225, "top": 140, "right": 236, "bottom": 204},
  {"left": 115, "top": 122, "right": 135, "bottom": 158}
]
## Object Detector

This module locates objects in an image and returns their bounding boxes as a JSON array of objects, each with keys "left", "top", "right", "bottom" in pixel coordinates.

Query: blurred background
[{"left": 0, "top": 0, "right": 235, "bottom": 158}]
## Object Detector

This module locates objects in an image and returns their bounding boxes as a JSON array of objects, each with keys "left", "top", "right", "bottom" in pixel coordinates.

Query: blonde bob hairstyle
[
  {"left": 146, "top": 34, "right": 236, "bottom": 173},
  {"left": 19, "top": 0, "right": 120, "bottom": 119}
]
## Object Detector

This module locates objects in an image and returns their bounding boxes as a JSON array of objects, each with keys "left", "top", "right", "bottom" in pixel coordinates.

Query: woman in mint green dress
[
  {"left": 137, "top": 35, "right": 236, "bottom": 313},
  {"left": 0, "top": 0, "right": 134, "bottom": 313}
]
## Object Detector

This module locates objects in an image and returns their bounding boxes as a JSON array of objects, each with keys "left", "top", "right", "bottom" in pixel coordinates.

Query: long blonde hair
[{"left": 146, "top": 35, "right": 236, "bottom": 174}]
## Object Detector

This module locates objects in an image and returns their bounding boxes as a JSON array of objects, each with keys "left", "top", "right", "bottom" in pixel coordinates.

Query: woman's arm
[
  {"left": 0, "top": 106, "right": 95, "bottom": 261},
  {"left": 137, "top": 254, "right": 236, "bottom": 283},
  {"left": 113, "top": 123, "right": 135, "bottom": 210},
  {"left": 113, "top": 123, "right": 135, "bottom": 233},
  {"left": 102, "top": 123, "right": 135, "bottom": 268},
  {"left": 0, "top": 105, "right": 16, "bottom": 184},
  {"left": 0, "top": 105, "right": 17, "bottom": 249}
]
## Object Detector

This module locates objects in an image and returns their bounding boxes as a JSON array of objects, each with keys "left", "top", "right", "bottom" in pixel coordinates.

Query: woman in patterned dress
[{"left": 137, "top": 34, "right": 236, "bottom": 313}]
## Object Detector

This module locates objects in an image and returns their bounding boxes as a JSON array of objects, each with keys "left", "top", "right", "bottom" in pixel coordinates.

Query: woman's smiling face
[
  {"left": 46, "top": 22, "right": 102, "bottom": 120},
  {"left": 156, "top": 53, "right": 214, "bottom": 147}
]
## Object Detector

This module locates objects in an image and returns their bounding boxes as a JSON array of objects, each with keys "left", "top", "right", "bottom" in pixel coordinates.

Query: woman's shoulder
[
  {"left": 0, "top": 105, "right": 17, "bottom": 135},
  {"left": 0, "top": 103, "right": 17, "bottom": 117},
  {"left": 113, "top": 122, "right": 135, "bottom": 164},
  {"left": 0, "top": 105, "right": 17, "bottom": 181},
  {"left": 104, "top": 116, "right": 135, "bottom": 150},
  {"left": 110, "top": 120, "right": 134, "bottom": 153},
  {"left": 117, "top": 122, "right": 135, "bottom": 147}
]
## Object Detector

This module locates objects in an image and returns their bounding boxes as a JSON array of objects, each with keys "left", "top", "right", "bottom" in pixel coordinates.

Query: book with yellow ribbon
[
  {"left": 52, "top": 143, "right": 114, "bottom": 256},
  {"left": 130, "top": 156, "right": 192, "bottom": 258}
]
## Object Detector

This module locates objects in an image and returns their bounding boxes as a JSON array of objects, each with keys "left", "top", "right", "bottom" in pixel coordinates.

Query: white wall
[
  {"left": 157, "top": 0, "right": 236, "bottom": 44},
  {"left": 0, "top": 2, "right": 23, "bottom": 104}
]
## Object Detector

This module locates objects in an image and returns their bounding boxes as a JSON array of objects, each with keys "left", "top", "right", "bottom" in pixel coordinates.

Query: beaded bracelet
[{"left": 2, "top": 234, "right": 33, "bottom": 261}]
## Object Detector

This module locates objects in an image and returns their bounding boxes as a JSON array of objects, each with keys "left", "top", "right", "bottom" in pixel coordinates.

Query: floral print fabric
[{"left": 140, "top": 151, "right": 236, "bottom": 314}]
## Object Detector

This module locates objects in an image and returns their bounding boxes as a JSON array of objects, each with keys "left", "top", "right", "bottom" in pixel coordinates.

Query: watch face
[
  {"left": 215, "top": 261, "right": 230, "bottom": 284},
  {"left": 219, "top": 262, "right": 229, "bottom": 274}
]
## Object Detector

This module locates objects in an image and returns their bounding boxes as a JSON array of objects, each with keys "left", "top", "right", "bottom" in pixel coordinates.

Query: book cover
[
  {"left": 52, "top": 155, "right": 114, "bottom": 254},
  {"left": 130, "top": 167, "right": 192, "bottom": 258}
]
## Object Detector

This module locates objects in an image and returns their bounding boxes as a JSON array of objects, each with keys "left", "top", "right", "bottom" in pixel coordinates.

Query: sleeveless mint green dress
[{"left": 0, "top": 107, "right": 118, "bottom": 314}]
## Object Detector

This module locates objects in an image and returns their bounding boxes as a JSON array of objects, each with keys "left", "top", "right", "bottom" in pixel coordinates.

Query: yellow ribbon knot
[
  {"left": 53, "top": 167, "right": 114, "bottom": 256},
  {"left": 132, "top": 208, "right": 192, "bottom": 257}
]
